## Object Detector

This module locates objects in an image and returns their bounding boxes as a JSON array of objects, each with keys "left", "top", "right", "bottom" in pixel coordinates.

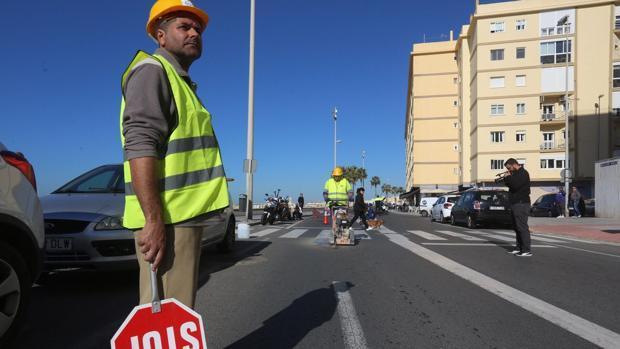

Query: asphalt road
[{"left": 13, "top": 211, "right": 620, "bottom": 348}]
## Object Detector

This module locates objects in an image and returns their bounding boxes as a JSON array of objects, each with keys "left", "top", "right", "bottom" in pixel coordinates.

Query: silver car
[{"left": 41, "top": 164, "right": 235, "bottom": 271}]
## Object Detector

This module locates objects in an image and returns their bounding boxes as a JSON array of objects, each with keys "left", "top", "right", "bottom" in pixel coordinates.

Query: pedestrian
[
  {"left": 555, "top": 187, "right": 565, "bottom": 218},
  {"left": 298, "top": 193, "right": 305, "bottom": 210},
  {"left": 350, "top": 188, "right": 371, "bottom": 231},
  {"left": 570, "top": 186, "right": 582, "bottom": 218},
  {"left": 501, "top": 158, "right": 532, "bottom": 257},
  {"left": 120, "top": 0, "right": 229, "bottom": 309}
]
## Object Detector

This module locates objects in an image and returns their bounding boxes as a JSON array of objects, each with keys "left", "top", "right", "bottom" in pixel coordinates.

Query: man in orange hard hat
[
  {"left": 120, "top": 0, "right": 229, "bottom": 309},
  {"left": 323, "top": 167, "right": 353, "bottom": 232}
]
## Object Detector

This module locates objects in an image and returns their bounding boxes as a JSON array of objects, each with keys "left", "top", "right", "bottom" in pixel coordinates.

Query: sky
[{"left": 1, "top": 0, "right": 478, "bottom": 203}]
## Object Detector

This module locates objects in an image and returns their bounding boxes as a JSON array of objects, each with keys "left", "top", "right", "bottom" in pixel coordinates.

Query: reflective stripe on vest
[{"left": 120, "top": 51, "right": 230, "bottom": 229}]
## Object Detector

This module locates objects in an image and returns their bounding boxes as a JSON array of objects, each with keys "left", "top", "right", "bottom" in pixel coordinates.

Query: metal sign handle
[{"left": 150, "top": 265, "right": 161, "bottom": 313}]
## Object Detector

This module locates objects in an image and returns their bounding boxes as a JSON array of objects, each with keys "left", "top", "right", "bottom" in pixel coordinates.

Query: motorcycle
[
  {"left": 261, "top": 193, "right": 279, "bottom": 225},
  {"left": 292, "top": 204, "right": 303, "bottom": 220},
  {"left": 276, "top": 196, "right": 292, "bottom": 221}
]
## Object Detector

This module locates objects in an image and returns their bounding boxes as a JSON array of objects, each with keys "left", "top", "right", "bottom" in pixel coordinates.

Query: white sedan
[{"left": 430, "top": 195, "right": 461, "bottom": 223}]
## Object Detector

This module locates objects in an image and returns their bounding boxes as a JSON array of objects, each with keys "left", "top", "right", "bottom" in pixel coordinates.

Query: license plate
[
  {"left": 489, "top": 206, "right": 505, "bottom": 211},
  {"left": 46, "top": 238, "right": 73, "bottom": 252}
]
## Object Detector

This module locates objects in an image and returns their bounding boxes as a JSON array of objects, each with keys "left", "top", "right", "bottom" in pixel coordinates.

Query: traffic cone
[{"left": 323, "top": 207, "right": 329, "bottom": 225}]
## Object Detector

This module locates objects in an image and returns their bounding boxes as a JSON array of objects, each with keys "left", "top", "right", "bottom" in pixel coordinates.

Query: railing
[
  {"left": 541, "top": 113, "right": 556, "bottom": 121},
  {"left": 540, "top": 142, "right": 566, "bottom": 151}
]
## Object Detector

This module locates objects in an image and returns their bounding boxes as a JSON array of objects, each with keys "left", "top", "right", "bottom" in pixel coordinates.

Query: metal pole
[
  {"left": 564, "top": 26, "right": 570, "bottom": 218},
  {"left": 245, "top": 0, "right": 256, "bottom": 219},
  {"left": 333, "top": 107, "right": 338, "bottom": 169},
  {"left": 362, "top": 150, "right": 366, "bottom": 188}
]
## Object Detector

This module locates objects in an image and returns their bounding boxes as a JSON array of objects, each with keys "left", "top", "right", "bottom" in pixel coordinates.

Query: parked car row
[
  {"left": 427, "top": 189, "right": 513, "bottom": 229},
  {"left": 530, "top": 193, "right": 595, "bottom": 217}
]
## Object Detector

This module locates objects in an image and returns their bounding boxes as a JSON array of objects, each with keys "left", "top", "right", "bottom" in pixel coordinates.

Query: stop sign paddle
[{"left": 111, "top": 267, "right": 207, "bottom": 349}]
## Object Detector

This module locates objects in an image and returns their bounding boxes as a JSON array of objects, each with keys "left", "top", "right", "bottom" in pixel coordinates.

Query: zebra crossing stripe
[
  {"left": 408, "top": 230, "right": 447, "bottom": 240},
  {"left": 252, "top": 228, "right": 281, "bottom": 237},
  {"left": 465, "top": 230, "right": 515, "bottom": 242},
  {"left": 280, "top": 229, "right": 308, "bottom": 239},
  {"left": 435, "top": 230, "right": 485, "bottom": 241},
  {"left": 314, "top": 230, "right": 333, "bottom": 245},
  {"left": 490, "top": 230, "right": 567, "bottom": 243}
]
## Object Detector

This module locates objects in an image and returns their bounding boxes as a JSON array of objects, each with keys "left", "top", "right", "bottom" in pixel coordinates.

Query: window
[
  {"left": 490, "top": 76, "right": 505, "bottom": 88},
  {"left": 490, "top": 131, "right": 505, "bottom": 143},
  {"left": 516, "top": 47, "right": 526, "bottom": 59},
  {"left": 490, "top": 21, "right": 505, "bottom": 33},
  {"left": 541, "top": 24, "right": 571, "bottom": 37},
  {"left": 453, "top": 100, "right": 458, "bottom": 106},
  {"left": 490, "top": 49, "right": 504, "bottom": 61},
  {"left": 516, "top": 19, "right": 526, "bottom": 31},
  {"left": 542, "top": 132, "right": 555, "bottom": 149},
  {"left": 516, "top": 103, "right": 526, "bottom": 114},
  {"left": 616, "top": 14, "right": 620, "bottom": 29},
  {"left": 491, "top": 104, "right": 505, "bottom": 115},
  {"left": 491, "top": 159, "right": 504, "bottom": 170},
  {"left": 614, "top": 64, "right": 620, "bottom": 88},
  {"left": 540, "top": 158, "right": 565, "bottom": 169},
  {"left": 517, "top": 158, "right": 527, "bottom": 166},
  {"left": 515, "top": 75, "right": 526, "bottom": 87},
  {"left": 540, "top": 40, "right": 572, "bottom": 64},
  {"left": 516, "top": 131, "right": 526, "bottom": 142}
]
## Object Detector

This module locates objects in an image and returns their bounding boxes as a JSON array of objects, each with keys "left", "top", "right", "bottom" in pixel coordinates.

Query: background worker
[
  {"left": 323, "top": 167, "right": 354, "bottom": 230},
  {"left": 349, "top": 188, "right": 370, "bottom": 231},
  {"left": 297, "top": 193, "right": 305, "bottom": 210},
  {"left": 120, "top": 0, "right": 229, "bottom": 309},
  {"left": 501, "top": 158, "right": 532, "bottom": 257}
]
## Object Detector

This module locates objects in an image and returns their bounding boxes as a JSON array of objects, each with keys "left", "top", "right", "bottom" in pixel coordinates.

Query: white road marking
[
  {"left": 465, "top": 230, "right": 515, "bottom": 242},
  {"left": 279, "top": 229, "right": 308, "bottom": 239},
  {"left": 421, "top": 243, "right": 556, "bottom": 248},
  {"left": 408, "top": 230, "right": 447, "bottom": 240},
  {"left": 490, "top": 230, "right": 567, "bottom": 243},
  {"left": 532, "top": 232, "right": 614, "bottom": 245},
  {"left": 332, "top": 281, "right": 369, "bottom": 349},
  {"left": 286, "top": 219, "right": 304, "bottom": 229},
  {"left": 435, "top": 230, "right": 485, "bottom": 241},
  {"left": 354, "top": 231, "right": 372, "bottom": 240},
  {"left": 314, "top": 230, "right": 333, "bottom": 245},
  {"left": 251, "top": 228, "right": 281, "bottom": 237},
  {"left": 380, "top": 226, "right": 620, "bottom": 349}
]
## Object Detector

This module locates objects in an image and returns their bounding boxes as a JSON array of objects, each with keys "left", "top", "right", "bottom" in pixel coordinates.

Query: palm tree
[
  {"left": 370, "top": 176, "right": 380, "bottom": 196},
  {"left": 342, "top": 166, "right": 361, "bottom": 190},
  {"left": 358, "top": 168, "right": 368, "bottom": 189},
  {"left": 381, "top": 184, "right": 392, "bottom": 197}
]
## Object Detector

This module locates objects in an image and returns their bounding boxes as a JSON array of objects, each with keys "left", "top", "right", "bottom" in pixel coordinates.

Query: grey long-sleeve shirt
[{"left": 122, "top": 48, "right": 196, "bottom": 161}]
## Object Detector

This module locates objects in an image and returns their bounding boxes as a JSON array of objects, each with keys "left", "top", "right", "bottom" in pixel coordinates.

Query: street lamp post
[
  {"left": 558, "top": 15, "right": 570, "bottom": 218},
  {"left": 245, "top": 0, "right": 256, "bottom": 219},
  {"left": 362, "top": 150, "right": 366, "bottom": 187},
  {"left": 333, "top": 107, "right": 338, "bottom": 169}
]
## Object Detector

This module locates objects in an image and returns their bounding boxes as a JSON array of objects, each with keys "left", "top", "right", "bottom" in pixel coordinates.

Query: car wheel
[
  {"left": 0, "top": 241, "right": 31, "bottom": 346},
  {"left": 261, "top": 213, "right": 267, "bottom": 225},
  {"left": 547, "top": 209, "right": 553, "bottom": 217},
  {"left": 217, "top": 219, "right": 236, "bottom": 253},
  {"left": 467, "top": 215, "right": 476, "bottom": 229},
  {"left": 439, "top": 212, "right": 444, "bottom": 223},
  {"left": 430, "top": 212, "right": 435, "bottom": 222},
  {"left": 421, "top": 210, "right": 428, "bottom": 217},
  {"left": 450, "top": 215, "right": 456, "bottom": 225}
]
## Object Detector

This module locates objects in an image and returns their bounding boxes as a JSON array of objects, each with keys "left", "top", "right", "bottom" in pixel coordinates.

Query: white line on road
[
  {"left": 465, "top": 230, "right": 515, "bottom": 242},
  {"left": 314, "top": 230, "right": 332, "bottom": 245},
  {"left": 279, "top": 229, "right": 308, "bottom": 239},
  {"left": 332, "top": 281, "right": 369, "bottom": 349},
  {"left": 435, "top": 230, "right": 485, "bottom": 241},
  {"left": 251, "top": 228, "right": 281, "bottom": 237},
  {"left": 490, "top": 230, "right": 567, "bottom": 243},
  {"left": 408, "top": 230, "right": 447, "bottom": 240},
  {"left": 380, "top": 226, "right": 620, "bottom": 349},
  {"left": 286, "top": 219, "right": 305, "bottom": 230},
  {"left": 421, "top": 243, "right": 556, "bottom": 248}
]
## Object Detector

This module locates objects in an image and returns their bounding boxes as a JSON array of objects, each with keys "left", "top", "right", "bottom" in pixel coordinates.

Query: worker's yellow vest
[
  {"left": 119, "top": 51, "right": 229, "bottom": 229},
  {"left": 324, "top": 178, "right": 352, "bottom": 204}
]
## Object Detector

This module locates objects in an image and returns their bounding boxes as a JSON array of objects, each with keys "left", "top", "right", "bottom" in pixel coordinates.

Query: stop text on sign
[{"left": 130, "top": 321, "right": 200, "bottom": 349}]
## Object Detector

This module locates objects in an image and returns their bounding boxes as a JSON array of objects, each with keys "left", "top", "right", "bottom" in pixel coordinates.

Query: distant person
[
  {"left": 570, "top": 186, "right": 582, "bottom": 218},
  {"left": 298, "top": 193, "right": 305, "bottom": 210},
  {"left": 501, "top": 158, "right": 532, "bottom": 257},
  {"left": 350, "top": 188, "right": 370, "bottom": 231},
  {"left": 555, "top": 187, "right": 565, "bottom": 218}
]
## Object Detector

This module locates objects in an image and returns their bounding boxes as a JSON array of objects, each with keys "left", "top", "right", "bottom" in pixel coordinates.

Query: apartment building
[{"left": 405, "top": 0, "right": 620, "bottom": 200}]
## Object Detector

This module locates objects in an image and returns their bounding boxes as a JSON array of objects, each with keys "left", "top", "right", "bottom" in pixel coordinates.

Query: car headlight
[{"left": 94, "top": 216, "right": 124, "bottom": 231}]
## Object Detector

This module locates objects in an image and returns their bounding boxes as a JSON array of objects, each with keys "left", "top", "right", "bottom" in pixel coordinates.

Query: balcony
[
  {"left": 540, "top": 141, "right": 566, "bottom": 152},
  {"left": 540, "top": 112, "right": 570, "bottom": 125}
]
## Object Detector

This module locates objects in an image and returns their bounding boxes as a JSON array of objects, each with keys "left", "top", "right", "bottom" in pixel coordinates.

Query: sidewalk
[{"left": 529, "top": 217, "right": 620, "bottom": 244}]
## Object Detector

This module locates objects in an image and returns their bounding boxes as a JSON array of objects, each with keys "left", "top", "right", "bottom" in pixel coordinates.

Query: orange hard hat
[
  {"left": 332, "top": 167, "right": 344, "bottom": 177},
  {"left": 146, "top": 0, "right": 210, "bottom": 39}
]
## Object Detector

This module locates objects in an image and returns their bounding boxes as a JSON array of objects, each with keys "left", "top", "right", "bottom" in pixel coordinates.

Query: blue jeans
[{"left": 573, "top": 201, "right": 581, "bottom": 216}]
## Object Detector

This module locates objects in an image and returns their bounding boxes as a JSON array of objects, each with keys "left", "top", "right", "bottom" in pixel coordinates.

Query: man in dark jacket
[
  {"left": 502, "top": 158, "right": 532, "bottom": 257},
  {"left": 349, "top": 188, "right": 370, "bottom": 230},
  {"left": 297, "top": 193, "right": 305, "bottom": 210}
]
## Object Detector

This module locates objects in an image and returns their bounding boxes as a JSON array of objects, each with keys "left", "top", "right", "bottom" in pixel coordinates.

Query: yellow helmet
[
  {"left": 332, "top": 167, "right": 344, "bottom": 177},
  {"left": 147, "top": 0, "right": 210, "bottom": 39}
]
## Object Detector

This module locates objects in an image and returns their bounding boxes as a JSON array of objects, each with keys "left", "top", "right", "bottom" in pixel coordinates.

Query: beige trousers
[{"left": 134, "top": 225, "right": 202, "bottom": 309}]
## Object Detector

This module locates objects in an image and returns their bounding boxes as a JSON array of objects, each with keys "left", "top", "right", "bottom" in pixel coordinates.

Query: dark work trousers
[
  {"left": 511, "top": 203, "right": 531, "bottom": 252},
  {"left": 350, "top": 210, "right": 369, "bottom": 229}
]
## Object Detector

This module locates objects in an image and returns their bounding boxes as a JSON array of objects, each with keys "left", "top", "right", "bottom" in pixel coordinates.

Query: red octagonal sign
[{"left": 111, "top": 298, "right": 207, "bottom": 349}]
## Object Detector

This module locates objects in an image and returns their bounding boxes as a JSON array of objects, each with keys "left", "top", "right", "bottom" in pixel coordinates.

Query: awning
[{"left": 400, "top": 187, "right": 420, "bottom": 199}]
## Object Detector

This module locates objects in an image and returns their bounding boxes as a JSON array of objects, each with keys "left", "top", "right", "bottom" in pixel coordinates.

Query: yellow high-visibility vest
[
  {"left": 120, "top": 51, "right": 229, "bottom": 229},
  {"left": 324, "top": 178, "right": 352, "bottom": 205}
]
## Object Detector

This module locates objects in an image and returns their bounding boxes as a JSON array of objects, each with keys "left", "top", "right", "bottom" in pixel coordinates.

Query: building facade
[{"left": 405, "top": 0, "right": 620, "bottom": 200}]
